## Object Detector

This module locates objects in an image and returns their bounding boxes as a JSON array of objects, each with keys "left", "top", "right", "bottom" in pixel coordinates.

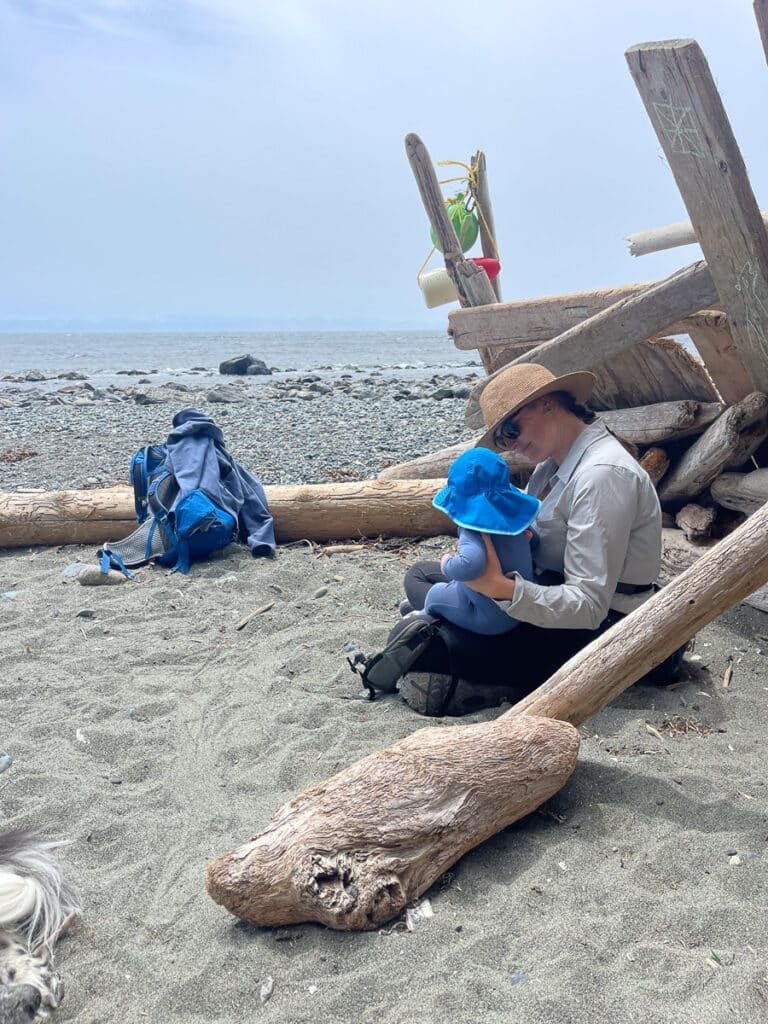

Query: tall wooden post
[
  {"left": 470, "top": 150, "right": 502, "bottom": 301},
  {"left": 626, "top": 39, "right": 768, "bottom": 393},
  {"left": 755, "top": 0, "right": 768, "bottom": 65}
]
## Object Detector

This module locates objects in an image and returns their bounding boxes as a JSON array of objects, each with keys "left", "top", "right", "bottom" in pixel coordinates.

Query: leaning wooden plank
[
  {"left": 449, "top": 287, "right": 724, "bottom": 356},
  {"left": 0, "top": 480, "right": 457, "bottom": 549},
  {"left": 659, "top": 526, "right": 768, "bottom": 614},
  {"left": 470, "top": 150, "right": 502, "bottom": 301},
  {"left": 658, "top": 392, "right": 768, "bottom": 503},
  {"left": 501, "top": 261, "right": 717, "bottom": 377},
  {"left": 625, "top": 211, "right": 768, "bottom": 256},
  {"left": 588, "top": 337, "right": 718, "bottom": 410},
  {"left": 755, "top": 0, "right": 768, "bottom": 66},
  {"left": 450, "top": 281, "right": 655, "bottom": 351},
  {"left": 685, "top": 314, "right": 753, "bottom": 404},
  {"left": 462, "top": 266, "right": 719, "bottom": 427},
  {"left": 205, "top": 499, "right": 768, "bottom": 931},
  {"left": 627, "top": 39, "right": 768, "bottom": 393},
  {"left": 711, "top": 468, "right": 768, "bottom": 515}
]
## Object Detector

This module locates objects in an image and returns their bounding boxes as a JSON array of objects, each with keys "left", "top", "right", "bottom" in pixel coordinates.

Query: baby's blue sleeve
[{"left": 442, "top": 528, "right": 487, "bottom": 582}]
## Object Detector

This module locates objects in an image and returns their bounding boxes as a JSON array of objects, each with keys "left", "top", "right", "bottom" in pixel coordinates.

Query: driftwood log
[
  {"left": 385, "top": 400, "right": 722, "bottom": 483},
  {"left": 711, "top": 469, "right": 768, "bottom": 515},
  {"left": 638, "top": 447, "right": 670, "bottom": 485},
  {"left": 448, "top": 284, "right": 723, "bottom": 352},
  {"left": 205, "top": 715, "right": 579, "bottom": 929},
  {"left": 206, "top": 500, "right": 768, "bottom": 929},
  {"left": 675, "top": 504, "right": 716, "bottom": 542},
  {"left": 658, "top": 392, "right": 768, "bottom": 503},
  {"left": 661, "top": 526, "right": 768, "bottom": 615},
  {"left": 379, "top": 443, "right": 533, "bottom": 481},
  {"left": 0, "top": 480, "right": 455, "bottom": 548}
]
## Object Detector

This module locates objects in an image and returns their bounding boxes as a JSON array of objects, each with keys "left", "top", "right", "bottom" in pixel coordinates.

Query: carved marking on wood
[
  {"left": 653, "top": 100, "right": 704, "bottom": 156},
  {"left": 735, "top": 259, "right": 768, "bottom": 348}
]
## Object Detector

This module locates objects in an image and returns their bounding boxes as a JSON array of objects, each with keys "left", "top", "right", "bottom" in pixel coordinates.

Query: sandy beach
[{"left": 2, "top": 384, "right": 768, "bottom": 1024}]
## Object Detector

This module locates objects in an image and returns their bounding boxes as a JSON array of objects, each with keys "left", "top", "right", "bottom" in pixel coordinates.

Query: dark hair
[
  {"left": 548, "top": 391, "right": 639, "bottom": 459},
  {"left": 549, "top": 390, "right": 597, "bottom": 424}
]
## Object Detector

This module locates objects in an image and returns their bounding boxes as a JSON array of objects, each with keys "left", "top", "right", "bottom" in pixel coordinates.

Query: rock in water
[{"left": 219, "top": 354, "right": 271, "bottom": 376}]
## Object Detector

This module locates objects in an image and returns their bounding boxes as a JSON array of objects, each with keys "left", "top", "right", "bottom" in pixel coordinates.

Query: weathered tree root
[{"left": 205, "top": 714, "right": 579, "bottom": 930}]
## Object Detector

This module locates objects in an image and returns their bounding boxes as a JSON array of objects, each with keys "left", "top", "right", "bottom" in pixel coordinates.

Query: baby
[{"left": 423, "top": 447, "right": 540, "bottom": 635}]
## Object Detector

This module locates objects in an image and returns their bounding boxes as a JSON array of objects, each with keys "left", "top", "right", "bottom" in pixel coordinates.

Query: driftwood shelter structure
[
  {"left": 205, "top": 19, "right": 768, "bottom": 931},
  {"left": 387, "top": 28, "right": 768, "bottom": 615}
]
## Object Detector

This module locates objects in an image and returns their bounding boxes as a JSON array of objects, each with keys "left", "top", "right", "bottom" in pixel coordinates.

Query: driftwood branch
[{"left": 625, "top": 211, "right": 768, "bottom": 257}]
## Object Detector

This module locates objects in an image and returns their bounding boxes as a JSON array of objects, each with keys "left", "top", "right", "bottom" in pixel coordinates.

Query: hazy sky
[{"left": 1, "top": 0, "right": 766, "bottom": 328}]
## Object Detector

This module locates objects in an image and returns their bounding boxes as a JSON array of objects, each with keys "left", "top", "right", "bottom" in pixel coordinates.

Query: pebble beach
[
  {"left": 2, "top": 359, "right": 768, "bottom": 1024},
  {"left": 0, "top": 367, "right": 479, "bottom": 490}
]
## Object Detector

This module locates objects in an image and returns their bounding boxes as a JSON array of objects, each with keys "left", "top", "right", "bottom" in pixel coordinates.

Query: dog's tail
[{"left": 0, "top": 830, "right": 81, "bottom": 952}]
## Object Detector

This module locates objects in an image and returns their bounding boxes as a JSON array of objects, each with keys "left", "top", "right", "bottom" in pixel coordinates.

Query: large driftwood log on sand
[
  {"left": 205, "top": 715, "right": 579, "bottom": 929},
  {"left": 206, "top": 500, "right": 768, "bottom": 930},
  {"left": 0, "top": 480, "right": 456, "bottom": 548}
]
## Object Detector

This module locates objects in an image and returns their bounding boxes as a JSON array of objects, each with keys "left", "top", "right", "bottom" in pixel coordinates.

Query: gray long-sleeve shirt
[{"left": 499, "top": 420, "right": 661, "bottom": 630}]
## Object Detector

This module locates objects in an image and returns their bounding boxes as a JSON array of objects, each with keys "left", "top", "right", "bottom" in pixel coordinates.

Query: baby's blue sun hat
[{"left": 432, "top": 447, "right": 541, "bottom": 536}]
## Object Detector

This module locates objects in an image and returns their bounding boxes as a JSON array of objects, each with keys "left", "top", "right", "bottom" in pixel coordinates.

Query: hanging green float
[{"left": 430, "top": 192, "right": 479, "bottom": 254}]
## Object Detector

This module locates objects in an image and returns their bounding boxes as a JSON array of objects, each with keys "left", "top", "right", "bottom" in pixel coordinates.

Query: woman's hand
[{"left": 464, "top": 535, "right": 516, "bottom": 600}]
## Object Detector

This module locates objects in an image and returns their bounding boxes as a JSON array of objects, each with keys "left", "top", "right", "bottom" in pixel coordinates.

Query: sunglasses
[{"left": 494, "top": 413, "right": 521, "bottom": 449}]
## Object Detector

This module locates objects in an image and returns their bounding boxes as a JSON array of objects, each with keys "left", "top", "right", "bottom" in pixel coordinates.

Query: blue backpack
[{"left": 99, "top": 444, "right": 237, "bottom": 575}]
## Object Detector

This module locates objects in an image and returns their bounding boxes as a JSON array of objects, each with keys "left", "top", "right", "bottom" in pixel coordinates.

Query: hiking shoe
[
  {"left": 398, "top": 599, "right": 414, "bottom": 616},
  {"left": 399, "top": 672, "right": 508, "bottom": 717}
]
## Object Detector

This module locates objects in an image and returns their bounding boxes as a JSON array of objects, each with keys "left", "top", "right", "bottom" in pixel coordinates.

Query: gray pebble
[
  {"left": 0, "top": 753, "right": 12, "bottom": 774},
  {"left": 312, "top": 586, "right": 329, "bottom": 599},
  {"left": 110, "top": 776, "right": 123, "bottom": 785},
  {"left": 76, "top": 609, "right": 97, "bottom": 619}
]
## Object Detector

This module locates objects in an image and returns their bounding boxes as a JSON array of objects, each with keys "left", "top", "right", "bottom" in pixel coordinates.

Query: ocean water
[{"left": 0, "top": 330, "right": 481, "bottom": 391}]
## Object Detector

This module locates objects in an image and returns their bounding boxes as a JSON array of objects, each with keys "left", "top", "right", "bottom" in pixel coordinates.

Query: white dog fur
[{"left": 0, "top": 831, "right": 80, "bottom": 1023}]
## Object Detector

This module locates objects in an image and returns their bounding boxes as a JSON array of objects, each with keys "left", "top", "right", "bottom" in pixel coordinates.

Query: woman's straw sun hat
[{"left": 477, "top": 363, "right": 596, "bottom": 450}]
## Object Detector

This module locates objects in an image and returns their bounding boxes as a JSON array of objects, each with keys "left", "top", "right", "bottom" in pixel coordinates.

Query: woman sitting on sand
[{"left": 397, "top": 363, "right": 681, "bottom": 716}]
